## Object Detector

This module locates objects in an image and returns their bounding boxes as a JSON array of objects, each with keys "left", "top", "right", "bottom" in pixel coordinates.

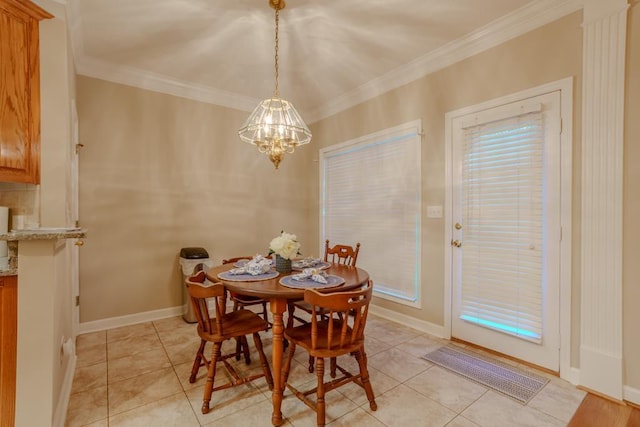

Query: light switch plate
[{"left": 427, "top": 205, "right": 443, "bottom": 218}]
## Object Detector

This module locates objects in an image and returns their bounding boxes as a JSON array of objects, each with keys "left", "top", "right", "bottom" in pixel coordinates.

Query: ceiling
[{"left": 65, "top": 0, "right": 558, "bottom": 122}]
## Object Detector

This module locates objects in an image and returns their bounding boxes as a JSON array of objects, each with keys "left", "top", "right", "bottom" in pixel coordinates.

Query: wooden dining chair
[
  {"left": 222, "top": 256, "right": 270, "bottom": 325},
  {"left": 288, "top": 240, "right": 361, "bottom": 324},
  {"left": 323, "top": 239, "right": 361, "bottom": 266},
  {"left": 186, "top": 271, "right": 274, "bottom": 414},
  {"left": 287, "top": 240, "right": 361, "bottom": 371},
  {"left": 222, "top": 256, "right": 272, "bottom": 358},
  {"left": 282, "top": 280, "right": 377, "bottom": 427}
]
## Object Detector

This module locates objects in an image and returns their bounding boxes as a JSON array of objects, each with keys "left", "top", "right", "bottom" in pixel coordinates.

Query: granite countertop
[
  {"left": 0, "top": 227, "right": 87, "bottom": 275},
  {"left": 0, "top": 227, "right": 87, "bottom": 241}
]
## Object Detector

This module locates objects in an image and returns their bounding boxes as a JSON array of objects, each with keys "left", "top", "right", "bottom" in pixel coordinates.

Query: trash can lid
[{"left": 180, "top": 247, "right": 209, "bottom": 259}]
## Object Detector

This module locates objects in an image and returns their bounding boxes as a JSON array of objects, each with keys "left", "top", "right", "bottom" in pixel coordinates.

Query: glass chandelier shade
[
  {"left": 237, "top": 0, "right": 311, "bottom": 169},
  {"left": 238, "top": 97, "right": 312, "bottom": 169}
]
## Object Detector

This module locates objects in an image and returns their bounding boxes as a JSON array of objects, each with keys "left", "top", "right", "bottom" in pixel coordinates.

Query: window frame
[{"left": 319, "top": 119, "right": 423, "bottom": 308}]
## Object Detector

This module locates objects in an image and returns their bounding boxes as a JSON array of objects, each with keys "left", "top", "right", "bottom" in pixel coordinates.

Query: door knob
[
  {"left": 455, "top": 222, "right": 463, "bottom": 230},
  {"left": 75, "top": 240, "right": 84, "bottom": 247},
  {"left": 451, "top": 240, "right": 462, "bottom": 247}
]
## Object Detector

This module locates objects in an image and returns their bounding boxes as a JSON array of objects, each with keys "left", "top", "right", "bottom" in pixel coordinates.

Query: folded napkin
[
  {"left": 228, "top": 254, "right": 272, "bottom": 276},
  {"left": 291, "top": 268, "right": 328, "bottom": 284},
  {"left": 293, "top": 257, "right": 322, "bottom": 268}
]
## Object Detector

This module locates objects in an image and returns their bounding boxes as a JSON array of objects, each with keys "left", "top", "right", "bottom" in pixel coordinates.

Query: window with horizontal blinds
[
  {"left": 460, "top": 110, "right": 544, "bottom": 343},
  {"left": 320, "top": 121, "right": 421, "bottom": 306}
]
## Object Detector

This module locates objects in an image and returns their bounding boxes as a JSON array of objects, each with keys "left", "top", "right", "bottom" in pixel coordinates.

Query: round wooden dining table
[{"left": 206, "top": 262, "right": 369, "bottom": 426}]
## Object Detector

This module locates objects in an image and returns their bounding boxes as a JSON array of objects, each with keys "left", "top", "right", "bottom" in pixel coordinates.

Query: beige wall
[
  {"left": 309, "top": 5, "right": 640, "bottom": 390},
  {"left": 624, "top": 2, "right": 640, "bottom": 391},
  {"left": 40, "top": 0, "right": 77, "bottom": 421},
  {"left": 76, "top": 77, "right": 315, "bottom": 322},
  {"left": 310, "top": 11, "right": 583, "bottom": 332},
  {"left": 11, "top": 0, "right": 78, "bottom": 424},
  {"left": 75, "top": 5, "right": 640, "bottom": 390}
]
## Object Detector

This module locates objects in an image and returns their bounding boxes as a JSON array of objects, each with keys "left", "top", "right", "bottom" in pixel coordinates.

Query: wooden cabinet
[
  {"left": 0, "top": 275, "right": 17, "bottom": 427},
  {"left": 0, "top": 0, "right": 51, "bottom": 184}
]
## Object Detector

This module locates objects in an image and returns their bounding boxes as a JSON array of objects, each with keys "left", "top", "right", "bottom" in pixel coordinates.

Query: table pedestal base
[{"left": 270, "top": 298, "right": 287, "bottom": 426}]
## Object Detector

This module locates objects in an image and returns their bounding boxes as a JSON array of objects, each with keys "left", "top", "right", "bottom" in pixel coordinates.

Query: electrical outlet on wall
[
  {"left": 60, "top": 336, "right": 74, "bottom": 364},
  {"left": 427, "top": 205, "right": 443, "bottom": 218}
]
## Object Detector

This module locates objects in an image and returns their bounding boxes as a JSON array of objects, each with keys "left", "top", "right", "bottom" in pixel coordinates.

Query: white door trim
[
  {"left": 444, "top": 77, "right": 575, "bottom": 382},
  {"left": 71, "top": 99, "right": 80, "bottom": 338},
  {"left": 578, "top": 0, "right": 628, "bottom": 399}
]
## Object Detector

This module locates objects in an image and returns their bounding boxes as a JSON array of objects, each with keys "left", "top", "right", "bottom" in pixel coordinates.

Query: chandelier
[{"left": 237, "top": 0, "right": 311, "bottom": 169}]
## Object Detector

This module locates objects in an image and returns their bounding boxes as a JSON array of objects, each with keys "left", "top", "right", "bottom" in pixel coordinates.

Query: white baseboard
[
  {"left": 624, "top": 385, "right": 640, "bottom": 406},
  {"left": 580, "top": 346, "right": 624, "bottom": 400},
  {"left": 82, "top": 304, "right": 440, "bottom": 337},
  {"left": 78, "top": 306, "right": 183, "bottom": 334},
  {"left": 563, "top": 366, "right": 580, "bottom": 386},
  {"left": 53, "top": 352, "right": 76, "bottom": 427},
  {"left": 75, "top": 302, "right": 640, "bottom": 407},
  {"left": 369, "top": 303, "right": 446, "bottom": 338}
]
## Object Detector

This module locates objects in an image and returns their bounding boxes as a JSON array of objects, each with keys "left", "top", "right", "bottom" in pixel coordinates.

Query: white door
[{"left": 450, "top": 91, "right": 561, "bottom": 371}]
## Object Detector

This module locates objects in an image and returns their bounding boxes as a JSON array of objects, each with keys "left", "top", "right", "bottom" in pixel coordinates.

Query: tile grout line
[
  {"left": 154, "top": 320, "right": 205, "bottom": 426},
  {"left": 72, "top": 317, "right": 584, "bottom": 427}
]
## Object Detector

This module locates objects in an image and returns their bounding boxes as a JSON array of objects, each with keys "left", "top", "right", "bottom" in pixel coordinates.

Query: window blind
[
  {"left": 460, "top": 110, "right": 544, "bottom": 343},
  {"left": 321, "top": 121, "right": 421, "bottom": 304}
]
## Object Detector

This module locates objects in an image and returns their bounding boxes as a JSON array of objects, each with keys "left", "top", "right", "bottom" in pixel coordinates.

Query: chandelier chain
[
  {"left": 274, "top": 7, "right": 280, "bottom": 98},
  {"left": 237, "top": 0, "right": 311, "bottom": 169}
]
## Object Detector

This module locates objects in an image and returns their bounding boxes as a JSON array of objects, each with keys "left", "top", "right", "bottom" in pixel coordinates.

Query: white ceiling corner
[{"left": 65, "top": 0, "right": 583, "bottom": 123}]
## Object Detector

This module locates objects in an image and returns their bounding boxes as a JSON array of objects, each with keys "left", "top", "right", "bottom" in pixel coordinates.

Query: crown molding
[
  {"left": 306, "top": 0, "right": 584, "bottom": 123},
  {"left": 76, "top": 57, "right": 260, "bottom": 113},
  {"left": 70, "top": 0, "right": 583, "bottom": 122}
]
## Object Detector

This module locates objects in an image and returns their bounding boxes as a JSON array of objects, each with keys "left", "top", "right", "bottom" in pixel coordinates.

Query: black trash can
[{"left": 179, "top": 247, "right": 211, "bottom": 323}]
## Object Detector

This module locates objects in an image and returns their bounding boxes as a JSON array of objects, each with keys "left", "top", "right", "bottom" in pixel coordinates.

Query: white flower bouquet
[{"left": 269, "top": 231, "right": 301, "bottom": 260}]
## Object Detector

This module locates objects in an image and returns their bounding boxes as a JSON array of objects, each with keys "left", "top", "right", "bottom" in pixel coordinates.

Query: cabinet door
[
  {"left": 0, "top": 1, "right": 51, "bottom": 184},
  {"left": 0, "top": 275, "right": 17, "bottom": 427}
]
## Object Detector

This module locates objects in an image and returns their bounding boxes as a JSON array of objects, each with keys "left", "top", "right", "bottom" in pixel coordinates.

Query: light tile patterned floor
[{"left": 66, "top": 312, "right": 586, "bottom": 426}]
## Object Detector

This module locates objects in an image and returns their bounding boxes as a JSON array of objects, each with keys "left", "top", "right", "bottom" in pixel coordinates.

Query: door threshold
[{"left": 450, "top": 337, "right": 559, "bottom": 377}]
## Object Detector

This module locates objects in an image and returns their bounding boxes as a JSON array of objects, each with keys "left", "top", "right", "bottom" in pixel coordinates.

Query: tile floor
[{"left": 66, "top": 312, "right": 586, "bottom": 426}]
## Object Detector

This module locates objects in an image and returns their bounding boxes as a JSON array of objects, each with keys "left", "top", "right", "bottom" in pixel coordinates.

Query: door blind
[{"left": 460, "top": 110, "right": 544, "bottom": 343}]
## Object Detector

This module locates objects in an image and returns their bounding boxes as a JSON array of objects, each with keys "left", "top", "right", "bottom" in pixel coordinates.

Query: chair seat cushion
[
  {"left": 198, "top": 309, "right": 269, "bottom": 341},
  {"left": 284, "top": 320, "right": 364, "bottom": 357}
]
